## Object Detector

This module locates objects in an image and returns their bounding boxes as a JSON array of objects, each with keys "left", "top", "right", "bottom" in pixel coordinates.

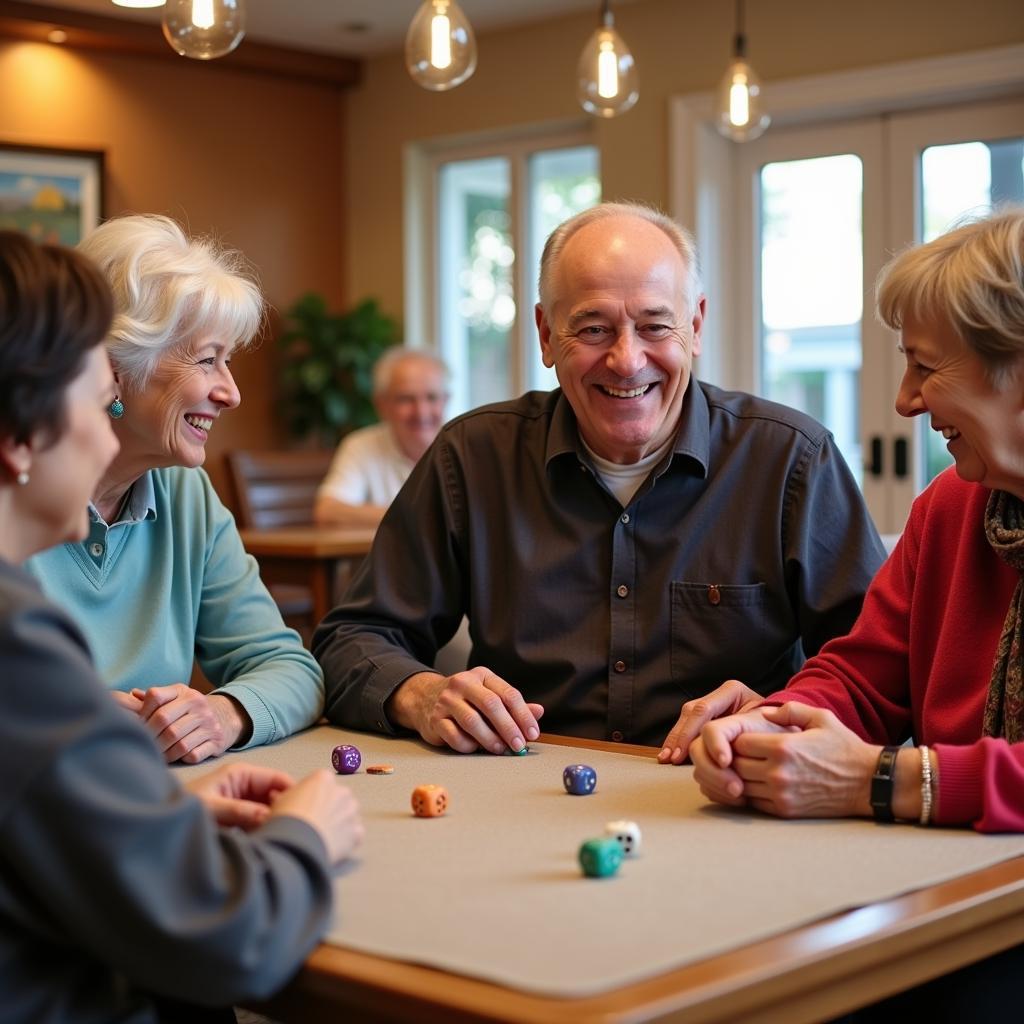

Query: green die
[{"left": 578, "top": 837, "right": 623, "bottom": 878}]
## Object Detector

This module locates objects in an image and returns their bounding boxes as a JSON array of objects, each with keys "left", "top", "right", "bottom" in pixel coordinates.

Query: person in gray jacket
[{"left": 0, "top": 229, "right": 364, "bottom": 1024}]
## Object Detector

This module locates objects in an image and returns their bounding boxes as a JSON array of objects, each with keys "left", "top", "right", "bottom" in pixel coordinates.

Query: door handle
[
  {"left": 894, "top": 437, "right": 909, "bottom": 479},
  {"left": 867, "top": 436, "right": 883, "bottom": 477}
]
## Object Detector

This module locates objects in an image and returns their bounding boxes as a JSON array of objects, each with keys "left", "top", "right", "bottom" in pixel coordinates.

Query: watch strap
[{"left": 871, "top": 745, "right": 900, "bottom": 823}]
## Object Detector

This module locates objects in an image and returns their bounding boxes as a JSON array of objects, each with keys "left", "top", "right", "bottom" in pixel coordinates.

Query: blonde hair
[
  {"left": 538, "top": 201, "right": 702, "bottom": 313},
  {"left": 78, "top": 214, "right": 264, "bottom": 392},
  {"left": 876, "top": 207, "right": 1024, "bottom": 378}
]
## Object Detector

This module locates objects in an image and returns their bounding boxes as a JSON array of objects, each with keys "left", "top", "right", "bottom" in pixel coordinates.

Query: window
[{"left": 409, "top": 132, "right": 600, "bottom": 417}]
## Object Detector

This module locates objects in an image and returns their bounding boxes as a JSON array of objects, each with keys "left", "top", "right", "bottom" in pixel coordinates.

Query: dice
[
  {"left": 411, "top": 784, "right": 449, "bottom": 818},
  {"left": 578, "top": 837, "right": 623, "bottom": 878},
  {"left": 604, "top": 819, "right": 642, "bottom": 857},
  {"left": 563, "top": 764, "right": 597, "bottom": 795},
  {"left": 331, "top": 744, "right": 361, "bottom": 775}
]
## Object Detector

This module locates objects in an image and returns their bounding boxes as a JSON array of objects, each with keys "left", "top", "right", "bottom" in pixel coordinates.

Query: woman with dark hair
[{"left": 0, "top": 229, "right": 363, "bottom": 1024}]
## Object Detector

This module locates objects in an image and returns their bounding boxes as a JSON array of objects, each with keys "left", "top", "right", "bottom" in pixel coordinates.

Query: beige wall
[
  {"left": 343, "top": 0, "right": 1024, "bottom": 322},
  {"left": 0, "top": 40, "right": 346, "bottom": 501}
]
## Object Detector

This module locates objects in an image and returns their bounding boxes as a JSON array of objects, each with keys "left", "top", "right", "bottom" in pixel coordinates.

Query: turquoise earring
[{"left": 108, "top": 397, "right": 125, "bottom": 419}]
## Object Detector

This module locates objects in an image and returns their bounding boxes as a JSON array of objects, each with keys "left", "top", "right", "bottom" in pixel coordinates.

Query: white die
[{"left": 604, "top": 820, "right": 642, "bottom": 857}]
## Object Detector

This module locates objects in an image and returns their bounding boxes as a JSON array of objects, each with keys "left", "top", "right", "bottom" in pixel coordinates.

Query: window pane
[
  {"left": 918, "top": 137, "right": 1024, "bottom": 486},
  {"left": 759, "top": 154, "right": 864, "bottom": 483},
  {"left": 438, "top": 157, "right": 513, "bottom": 413},
  {"left": 527, "top": 146, "right": 601, "bottom": 392}
]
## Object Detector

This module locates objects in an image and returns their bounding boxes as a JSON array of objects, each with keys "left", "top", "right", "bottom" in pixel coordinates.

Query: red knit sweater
[{"left": 767, "top": 468, "right": 1024, "bottom": 832}]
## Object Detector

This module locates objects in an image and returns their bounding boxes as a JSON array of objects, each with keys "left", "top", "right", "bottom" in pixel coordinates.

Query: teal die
[{"left": 578, "top": 837, "right": 623, "bottom": 878}]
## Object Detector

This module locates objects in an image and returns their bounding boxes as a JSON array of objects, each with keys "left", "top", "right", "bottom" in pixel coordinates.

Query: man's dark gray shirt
[{"left": 315, "top": 382, "right": 886, "bottom": 747}]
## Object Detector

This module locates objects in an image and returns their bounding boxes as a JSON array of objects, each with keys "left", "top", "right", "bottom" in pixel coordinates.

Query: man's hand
[
  {"left": 657, "top": 680, "right": 764, "bottom": 765},
  {"left": 186, "top": 762, "right": 295, "bottom": 829},
  {"left": 129, "top": 685, "right": 251, "bottom": 764},
  {"left": 387, "top": 667, "right": 544, "bottom": 754},
  {"left": 270, "top": 769, "right": 365, "bottom": 867}
]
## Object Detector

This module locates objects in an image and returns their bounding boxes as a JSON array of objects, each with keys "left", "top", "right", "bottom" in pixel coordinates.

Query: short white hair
[
  {"left": 78, "top": 214, "right": 264, "bottom": 392},
  {"left": 372, "top": 346, "right": 449, "bottom": 398},
  {"left": 538, "top": 201, "right": 702, "bottom": 313}
]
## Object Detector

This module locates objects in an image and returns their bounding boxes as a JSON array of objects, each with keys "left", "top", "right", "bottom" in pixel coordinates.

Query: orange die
[{"left": 411, "top": 784, "right": 449, "bottom": 818}]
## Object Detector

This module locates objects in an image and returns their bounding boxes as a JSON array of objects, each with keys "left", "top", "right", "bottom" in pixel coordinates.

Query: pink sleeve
[{"left": 934, "top": 738, "right": 1024, "bottom": 832}]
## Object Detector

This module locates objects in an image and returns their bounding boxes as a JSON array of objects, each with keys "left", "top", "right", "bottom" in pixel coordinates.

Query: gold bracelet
[{"left": 919, "top": 745, "right": 933, "bottom": 826}]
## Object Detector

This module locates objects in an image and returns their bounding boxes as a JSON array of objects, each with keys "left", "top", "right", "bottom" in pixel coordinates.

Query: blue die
[
  {"left": 563, "top": 764, "right": 597, "bottom": 795},
  {"left": 331, "top": 744, "right": 361, "bottom": 775}
]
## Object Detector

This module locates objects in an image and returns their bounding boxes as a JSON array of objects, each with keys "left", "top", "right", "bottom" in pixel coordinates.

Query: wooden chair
[
  {"left": 226, "top": 449, "right": 335, "bottom": 531},
  {"left": 226, "top": 449, "right": 335, "bottom": 640}
]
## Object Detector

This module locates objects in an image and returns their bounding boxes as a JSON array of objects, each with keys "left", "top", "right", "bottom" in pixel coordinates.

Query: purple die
[
  {"left": 563, "top": 763, "right": 597, "bottom": 795},
  {"left": 331, "top": 744, "right": 361, "bottom": 775}
]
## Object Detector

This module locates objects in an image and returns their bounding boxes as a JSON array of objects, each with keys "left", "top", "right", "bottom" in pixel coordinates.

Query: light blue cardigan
[{"left": 27, "top": 466, "right": 324, "bottom": 749}]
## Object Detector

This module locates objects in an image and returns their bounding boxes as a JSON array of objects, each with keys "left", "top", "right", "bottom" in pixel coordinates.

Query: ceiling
[{"left": 19, "top": 0, "right": 616, "bottom": 57}]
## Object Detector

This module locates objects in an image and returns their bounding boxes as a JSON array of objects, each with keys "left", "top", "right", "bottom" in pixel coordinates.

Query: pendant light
[
  {"left": 576, "top": 0, "right": 639, "bottom": 119},
  {"left": 112, "top": 1, "right": 164, "bottom": 7},
  {"left": 405, "top": 0, "right": 477, "bottom": 92},
  {"left": 162, "top": 0, "right": 246, "bottom": 60},
  {"left": 715, "top": 0, "right": 770, "bottom": 141}
]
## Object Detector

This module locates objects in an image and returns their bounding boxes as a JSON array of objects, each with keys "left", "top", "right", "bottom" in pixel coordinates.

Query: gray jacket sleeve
[{"left": 0, "top": 570, "right": 334, "bottom": 1008}]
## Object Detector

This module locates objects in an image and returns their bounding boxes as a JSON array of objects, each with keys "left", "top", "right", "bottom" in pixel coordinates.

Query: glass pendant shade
[
  {"left": 112, "top": 0, "right": 164, "bottom": 8},
  {"left": 162, "top": 0, "right": 245, "bottom": 60},
  {"left": 576, "top": 6, "right": 638, "bottom": 118},
  {"left": 715, "top": 54, "right": 770, "bottom": 141},
  {"left": 405, "top": 0, "right": 477, "bottom": 92}
]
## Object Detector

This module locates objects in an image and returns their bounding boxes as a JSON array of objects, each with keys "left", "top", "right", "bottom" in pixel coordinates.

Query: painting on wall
[{"left": 0, "top": 143, "right": 104, "bottom": 246}]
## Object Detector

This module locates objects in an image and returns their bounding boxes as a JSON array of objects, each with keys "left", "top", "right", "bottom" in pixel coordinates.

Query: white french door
[{"left": 736, "top": 95, "right": 1024, "bottom": 533}]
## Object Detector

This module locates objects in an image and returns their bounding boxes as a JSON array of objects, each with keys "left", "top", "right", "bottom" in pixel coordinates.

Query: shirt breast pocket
[{"left": 669, "top": 581, "right": 767, "bottom": 683}]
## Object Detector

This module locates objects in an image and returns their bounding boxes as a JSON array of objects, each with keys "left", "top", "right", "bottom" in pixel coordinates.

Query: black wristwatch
[{"left": 870, "top": 746, "right": 900, "bottom": 823}]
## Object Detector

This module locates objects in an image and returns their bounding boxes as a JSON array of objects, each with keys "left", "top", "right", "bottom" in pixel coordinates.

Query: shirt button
[
  {"left": 616, "top": 584, "right": 629, "bottom": 598},
  {"left": 611, "top": 730, "right": 624, "bottom": 742},
  {"left": 620, "top": 512, "right": 630, "bottom": 524},
  {"left": 613, "top": 660, "right": 626, "bottom": 673},
  {"left": 708, "top": 584, "right": 721, "bottom": 606},
  {"left": 89, "top": 542, "right": 104, "bottom": 557}
]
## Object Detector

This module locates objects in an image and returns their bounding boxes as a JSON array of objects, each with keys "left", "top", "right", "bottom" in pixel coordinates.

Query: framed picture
[{"left": 0, "top": 143, "right": 104, "bottom": 246}]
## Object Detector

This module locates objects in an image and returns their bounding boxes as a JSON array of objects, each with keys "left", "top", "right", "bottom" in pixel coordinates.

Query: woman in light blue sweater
[{"left": 29, "top": 215, "right": 324, "bottom": 763}]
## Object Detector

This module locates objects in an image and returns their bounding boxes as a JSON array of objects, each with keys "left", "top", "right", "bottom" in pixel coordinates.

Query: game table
[{"left": 177, "top": 726, "right": 1024, "bottom": 1023}]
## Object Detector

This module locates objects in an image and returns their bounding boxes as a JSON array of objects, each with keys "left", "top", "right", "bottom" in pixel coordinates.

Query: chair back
[{"left": 227, "top": 449, "right": 334, "bottom": 529}]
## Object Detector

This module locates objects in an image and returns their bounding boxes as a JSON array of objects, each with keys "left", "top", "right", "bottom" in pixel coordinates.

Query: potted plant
[{"left": 278, "top": 294, "right": 399, "bottom": 447}]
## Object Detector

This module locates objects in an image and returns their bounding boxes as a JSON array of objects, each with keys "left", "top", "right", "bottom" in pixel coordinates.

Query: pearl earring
[{"left": 16, "top": 470, "right": 29, "bottom": 486}]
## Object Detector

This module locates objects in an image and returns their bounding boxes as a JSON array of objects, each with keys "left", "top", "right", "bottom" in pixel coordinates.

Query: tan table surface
[{"left": 177, "top": 726, "right": 1024, "bottom": 1023}]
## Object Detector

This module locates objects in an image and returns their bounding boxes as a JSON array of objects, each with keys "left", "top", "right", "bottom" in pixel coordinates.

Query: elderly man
[
  {"left": 313, "top": 346, "right": 449, "bottom": 528},
  {"left": 314, "top": 202, "right": 886, "bottom": 755}
]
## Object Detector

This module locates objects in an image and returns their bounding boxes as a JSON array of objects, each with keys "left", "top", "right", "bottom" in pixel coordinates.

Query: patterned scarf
[{"left": 983, "top": 490, "right": 1024, "bottom": 743}]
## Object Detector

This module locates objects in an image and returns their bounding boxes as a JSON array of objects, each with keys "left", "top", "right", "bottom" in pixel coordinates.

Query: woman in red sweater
[
  {"left": 670, "top": 208, "right": 1024, "bottom": 1020},
  {"left": 665, "top": 208, "right": 1024, "bottom": 833}
]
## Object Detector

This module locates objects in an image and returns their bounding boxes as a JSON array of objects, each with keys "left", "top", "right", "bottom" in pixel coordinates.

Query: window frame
[{"left": 404, "top": 122, "right": 598, "bottom": 416}]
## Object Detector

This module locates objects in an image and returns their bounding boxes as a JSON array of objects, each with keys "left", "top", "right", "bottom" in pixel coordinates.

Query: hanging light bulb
[
  {"left": 162, "top": 0, "right": 245, "bottom": 60},
  {"left": 576, "top": 0, "right": 638, "bottom": 118},
  {"left": 715, "top": 0, "right": 770, "bottom": 141},
  {"left": 405, "top": 0, "right": 477, "bottom": 92}
]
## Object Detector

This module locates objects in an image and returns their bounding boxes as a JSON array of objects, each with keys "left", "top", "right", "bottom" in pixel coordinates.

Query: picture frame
[{"left": 0, "top": 142, "right": 104, "bottom": 246}]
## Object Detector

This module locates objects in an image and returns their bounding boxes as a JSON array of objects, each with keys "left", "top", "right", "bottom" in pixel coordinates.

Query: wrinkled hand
[
  {"left": 690, "top": 707, "right": 788, "bottom": 804},
  {"left": 187, "top": 762, "right": 295, "bottom": 829},
  {"left": 271, "top": 769, "right": 364, "bottom": 867},
  {"left": 388, "top": 667, "right": 544, "bottom": 754},
  {"left": 658, "top": 680, "right": 765, "bottom": 765},
  {"left": 727, "top": 703, "right": 879, "bottom": 818},
  {"left": 129, "top": 684, "right": 249, "bottom": 764}
]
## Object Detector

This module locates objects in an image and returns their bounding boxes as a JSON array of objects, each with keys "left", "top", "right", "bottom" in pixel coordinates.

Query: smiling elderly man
[{"left": 314, "top": 202, "right": 886, "bottom": 756}]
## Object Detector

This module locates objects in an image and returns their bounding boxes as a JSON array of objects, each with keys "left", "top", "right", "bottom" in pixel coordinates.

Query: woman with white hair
[{"left": 29, "top": 214, "right": 323, "bottom": 764}]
